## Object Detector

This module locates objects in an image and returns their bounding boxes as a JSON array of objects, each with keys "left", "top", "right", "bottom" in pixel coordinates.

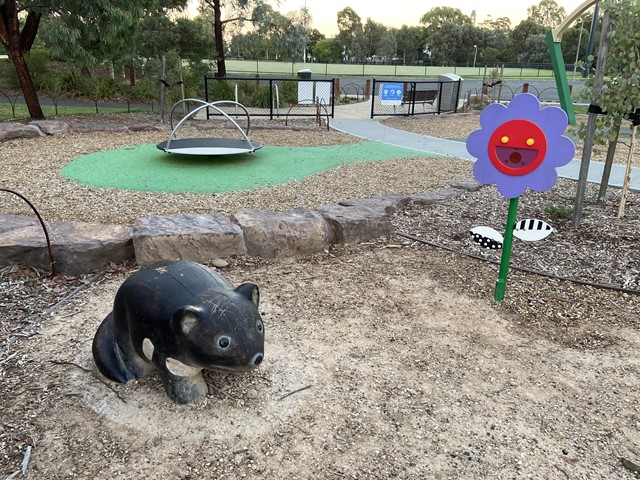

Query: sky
[{"left": 261, "top": 0, "right": 589, "bottom": 36}]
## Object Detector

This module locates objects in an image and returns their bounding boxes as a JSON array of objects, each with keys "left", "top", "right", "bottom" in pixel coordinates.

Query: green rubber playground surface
[{"left": 61, "top": 141, "right": 429, "bottom": 194}]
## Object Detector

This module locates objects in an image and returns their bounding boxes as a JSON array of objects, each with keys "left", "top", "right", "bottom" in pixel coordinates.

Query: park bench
[{"left": 402, "top": 89, "right": 438, "bottom": 110}]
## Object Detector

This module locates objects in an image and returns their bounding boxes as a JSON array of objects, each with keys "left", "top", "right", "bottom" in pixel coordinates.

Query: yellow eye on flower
[
  {"left": 501, "top": 136, "right": 509, "bottom": 144},
  {"left": 526, "top": 138, "right": 535, "bottom": 146}
]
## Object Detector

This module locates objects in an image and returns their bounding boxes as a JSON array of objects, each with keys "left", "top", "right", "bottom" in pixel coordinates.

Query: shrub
[{"left": 208, "top": 79, "right": 234, "bottom": 101}]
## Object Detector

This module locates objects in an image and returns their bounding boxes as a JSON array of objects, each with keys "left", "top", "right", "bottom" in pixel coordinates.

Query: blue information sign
[{"left": 380, "top": 83, "right": 403, "bottom": 105}]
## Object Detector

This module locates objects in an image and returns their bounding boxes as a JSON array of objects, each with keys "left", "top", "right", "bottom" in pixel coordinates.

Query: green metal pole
[
  {"left": 546, "top": 30, "right": 576, "bottom": 125},
  {"left": 494, "top": 196, "right": 520, "bottom": 301}
]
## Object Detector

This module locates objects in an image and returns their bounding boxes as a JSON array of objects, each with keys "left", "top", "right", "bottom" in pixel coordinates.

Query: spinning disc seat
[{"left": 156, "top": 99, "right": 262, "bottom": 156}]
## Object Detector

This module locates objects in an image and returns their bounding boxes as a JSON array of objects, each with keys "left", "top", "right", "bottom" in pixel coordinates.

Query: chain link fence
[{"left": 370, "top": 78, "right": 463, "bottom": 117}]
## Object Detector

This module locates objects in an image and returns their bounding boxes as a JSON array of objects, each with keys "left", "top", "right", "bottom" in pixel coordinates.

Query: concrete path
[{"left": 331, "top": 100, "right": 640, "bottom": 192}]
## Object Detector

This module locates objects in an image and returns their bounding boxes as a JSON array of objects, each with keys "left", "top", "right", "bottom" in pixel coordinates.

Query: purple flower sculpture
[{"left": 466, "top": 93, "right": 575, "bottom": 198}]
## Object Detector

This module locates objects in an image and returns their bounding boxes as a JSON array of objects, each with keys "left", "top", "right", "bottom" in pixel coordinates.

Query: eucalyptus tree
[
  {"left": 336, "top": 7, "right": 362, "bottom": 61},
  {"left": 510, "top": 19, "right": 545, "bottom": 62},
  {"left": 395, "top": 25, "right": 424, "bottom": 64},
  {"left": 428, "top": 21, "right": 465, "bottom": 65},
  {"left": 519, "top": 34, "right": 552, "bottom": 63},
  {"left": 363, "top": 19, "right": 386, "bottom": 59},
  {"left": 526, "top": 0, "right": 566, "bottom": 29},
  {"left": 376, "top": 29, "right": 397, "bottom": 62},
  {"left": 200, "top": 0, "right": 266, "bottom": 77},
  {"left": 420, "top": 7, "right": 471, "bottom": 37},
  {"left": 420, "top": 7, "right": 471, "bottom": 65},
  {"left": 0, "top": 0, "right": 186, "bottom": 118},
  {"left": 312, "top": 39, "right": 342, "bottom": 63}
]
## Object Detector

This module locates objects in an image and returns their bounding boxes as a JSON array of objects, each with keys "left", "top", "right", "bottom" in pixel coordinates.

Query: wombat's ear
[
  {"left": 172, "top": 307, "right": 201, "bottom": 335},
  {"left": 235, "top": 283, "right": 259, "bottom": 307}
]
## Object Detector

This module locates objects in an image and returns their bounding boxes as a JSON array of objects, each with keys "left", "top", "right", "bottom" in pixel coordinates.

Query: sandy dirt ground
[
  {"left": 2, "top": 112, "right": 640, "bottom": 479},
  {"left": 2, "top": 240, "right": 639, "bottom": 479}
]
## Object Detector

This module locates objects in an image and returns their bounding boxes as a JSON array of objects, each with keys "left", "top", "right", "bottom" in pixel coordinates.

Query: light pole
[
  {"left": 473, "top": 45, "right": 478, "bottom": 68},
  {"left": 573, "top": 16, "right": 585, "bottom": 78},
  {"left": 302, "top": 0, "right": 307, "bottom": 63}
]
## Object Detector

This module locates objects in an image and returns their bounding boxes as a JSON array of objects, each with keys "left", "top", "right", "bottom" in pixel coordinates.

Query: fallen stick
[
  {"left": 279, "top": 385, "right": 312, "bottom": 401},
  {"left": 21, "top": 445, "right": 32, "bottom": 475}
]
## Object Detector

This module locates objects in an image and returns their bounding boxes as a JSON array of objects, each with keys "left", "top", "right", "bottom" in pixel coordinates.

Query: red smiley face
[{"left": 487, "top": 119, "right": 547, "bottom": 176}]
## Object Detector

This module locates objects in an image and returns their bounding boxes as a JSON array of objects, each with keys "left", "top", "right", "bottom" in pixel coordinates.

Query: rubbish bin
[
  {"left": 438, "top": 73, "right": 463, "bottom": 112},
  {"left": 297, "top": 69, "right": 313, "bottom": 104},
  {"left": 297, "top": 68, "right": 312, "bottom": 80}
]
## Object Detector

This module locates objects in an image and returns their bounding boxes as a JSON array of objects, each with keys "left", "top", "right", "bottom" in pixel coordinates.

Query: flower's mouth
[{"left": 494, "top": 146, "right": 539, "bottom": 169}]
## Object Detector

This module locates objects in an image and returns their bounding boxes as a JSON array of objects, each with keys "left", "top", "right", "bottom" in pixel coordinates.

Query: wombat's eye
[
  {"left": 257, "top": 320, "right": 263, "bottom": 332},
  {"left": 218, "top": 336, "right": 231, "bottom": 348}
]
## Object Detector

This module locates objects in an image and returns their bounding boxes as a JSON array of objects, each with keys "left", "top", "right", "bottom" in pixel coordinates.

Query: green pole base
[{"left": 494, "top": 279, "right": 507, "bottom": 302}]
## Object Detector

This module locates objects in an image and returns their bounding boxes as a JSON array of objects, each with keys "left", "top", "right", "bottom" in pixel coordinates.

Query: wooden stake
[{"left": 618, "top": 124, "right": 638, "bottom": 218}]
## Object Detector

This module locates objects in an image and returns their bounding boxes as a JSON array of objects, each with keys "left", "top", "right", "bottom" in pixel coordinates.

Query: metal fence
[
  {"left": 370, "top": 78, "right": 463, "bottom": 117},
  {"left": 204, "top": 76, "right": 335, "bottom": 120}
]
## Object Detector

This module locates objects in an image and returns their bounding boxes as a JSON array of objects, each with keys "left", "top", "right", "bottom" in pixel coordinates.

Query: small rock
[
  {"left": 246, "top": 388, "right": 258, "bottom": 399},
  {"left": 211, "top": 258, "right": 228, "bottom": 268}
]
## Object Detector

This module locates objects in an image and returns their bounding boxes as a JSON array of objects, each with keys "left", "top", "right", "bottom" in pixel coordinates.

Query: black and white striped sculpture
[{"left": 470, "top": 218, "right": 553, "bottom": 250}]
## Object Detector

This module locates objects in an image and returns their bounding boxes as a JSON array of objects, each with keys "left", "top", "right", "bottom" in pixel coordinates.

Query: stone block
[
  {"left": 411, "top": 187, "right": 464, "bottom": 206},
  {"left": 450, "top": 178, "right": 483, "bottom": 192},
  {"left": 231, "top": 208, "right": 329, "bottom": 259},
  {"left": 30, "top": 120, "right": 70, "bottom": 136},
  {"left": 0, "top": 123, "right": 43, "bottom": 142},
  {"left": 133, "top": 213, "right": 246, "bottom": 265},
  {"left": 315, "top": 203, "right": 392, "bottom": 244},
  {"left": 0, "top": 218, "right": 133, "bottom": 275},
  {"left": 338, "top": 194, "right": 411, "bottom": 215},
  {"left": 68, "top": 122, "right": 128, "bottom": 133}
]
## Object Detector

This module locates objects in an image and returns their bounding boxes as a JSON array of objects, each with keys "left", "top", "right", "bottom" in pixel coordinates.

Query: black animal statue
[{"left": 92, "top": 261, "right": 264, "bottom": 404}]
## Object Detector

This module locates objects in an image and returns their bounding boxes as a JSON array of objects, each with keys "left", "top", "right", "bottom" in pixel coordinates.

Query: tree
[
  {"left": 519, "top": 34, "right": 551, "bottom": 63},
  {"left": 138, "top": 15, "right": 180, "bottom": 59},
  {"left": 578, "top": 0, "right": 640, "bottom": 204},
  {"left": 526, "top": 0, "right": 566, "bottom": 29},
  {"left": 336, "top": 7, "right": 362, "bottom": 61},
  {"left": 306, "top": 28, "right": 325, "bottom": 58},
  {"left": 510, "top": 19, "right": 545, "bottom": 61},
  {"left": 312, "top": 39, "right": 341, "bottom": 62},
  {"left": 420, "top": 7, "right": 471, "bottom": 37},
  {"left": 376, "top": 29, "right": 397, "bottom": 61},
  {"left": 428, "top": 22, "right": 464, "bottom": 65},
  {"left": 0, "top": 0, "right": 42, "bottom": 118},
  {"left": 200, "top": 0, "right": 264, "bottom": 77},
  {"left": 363, "top": 18, "right": 386, "bottom": 59},
  {"left": 175, "top": 18, "right": 216, "bottom": 61},
  {"left": 0, "top": 0, "right": 186, "bottom": 119},
  {"left": 395, "top": 25, "right": 424, "bottom": 64},
  {"left": 479, "top": 16, "right": 512, "bottom": 51},
  {"left": 561, "top": 21, "right": 589, "bottom": 66}
]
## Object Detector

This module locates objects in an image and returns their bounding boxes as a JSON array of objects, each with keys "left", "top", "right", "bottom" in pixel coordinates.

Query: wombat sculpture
[{"left": 92, "top": 261, "right": 264, "bottom": 404}]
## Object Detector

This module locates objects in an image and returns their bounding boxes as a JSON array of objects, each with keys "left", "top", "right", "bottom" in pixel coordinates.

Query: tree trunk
[
  {"left": 213, "top": 0, "right": 226, "bottom": 77},
  {"left": 8, "top": 48, "right": 43, "bottom": 119},
  {"left": 128, "top": 59, "right": 137, "bottom": 86},
  {"left": 597, "top": 117, "right": 622, "bottom": 203},
  {"left": 0, "top": 3, "right": 44, "bottom": 119}
]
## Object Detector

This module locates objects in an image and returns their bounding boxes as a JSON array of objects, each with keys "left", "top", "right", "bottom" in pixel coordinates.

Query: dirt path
[{"left": 2, "top": 242, "right": 639, "bottom": 479}]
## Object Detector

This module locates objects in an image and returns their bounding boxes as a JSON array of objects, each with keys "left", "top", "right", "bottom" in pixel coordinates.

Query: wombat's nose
[{"left": 251, "top": 353, "right": 263, "bottom": 366}]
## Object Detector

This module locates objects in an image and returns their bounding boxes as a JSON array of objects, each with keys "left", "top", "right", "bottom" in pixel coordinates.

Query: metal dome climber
[{"left": 156, "top": 99, "right": 263, "bottom": 156}]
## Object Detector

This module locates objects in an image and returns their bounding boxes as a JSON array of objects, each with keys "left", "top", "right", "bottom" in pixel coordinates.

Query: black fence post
[
  {"left": 370, "top": 79, "right": 376, "bottom": 118},
  {"left": 269, "top": 79, "right": 274, "bottom": 120}
]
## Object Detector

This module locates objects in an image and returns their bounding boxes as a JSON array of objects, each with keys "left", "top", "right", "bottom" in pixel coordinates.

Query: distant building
[{"left": 470, "top": 10, "right": 476, "bottom": 26}]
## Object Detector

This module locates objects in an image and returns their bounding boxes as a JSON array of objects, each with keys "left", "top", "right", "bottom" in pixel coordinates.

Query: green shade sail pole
[
  {"left": 546, "top": 30, "right": 576, "bottom": 125},
  {"left": 494, "top": 196, "right": 520, "bottom": 302}
]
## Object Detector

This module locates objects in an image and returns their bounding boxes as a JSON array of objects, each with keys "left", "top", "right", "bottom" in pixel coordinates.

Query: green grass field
[
  {"left": 225, "top": 59, "right": 555, "bottom": 79},
  {"left": 0, "top": 104, "right": 149, "bottom": 122}
]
